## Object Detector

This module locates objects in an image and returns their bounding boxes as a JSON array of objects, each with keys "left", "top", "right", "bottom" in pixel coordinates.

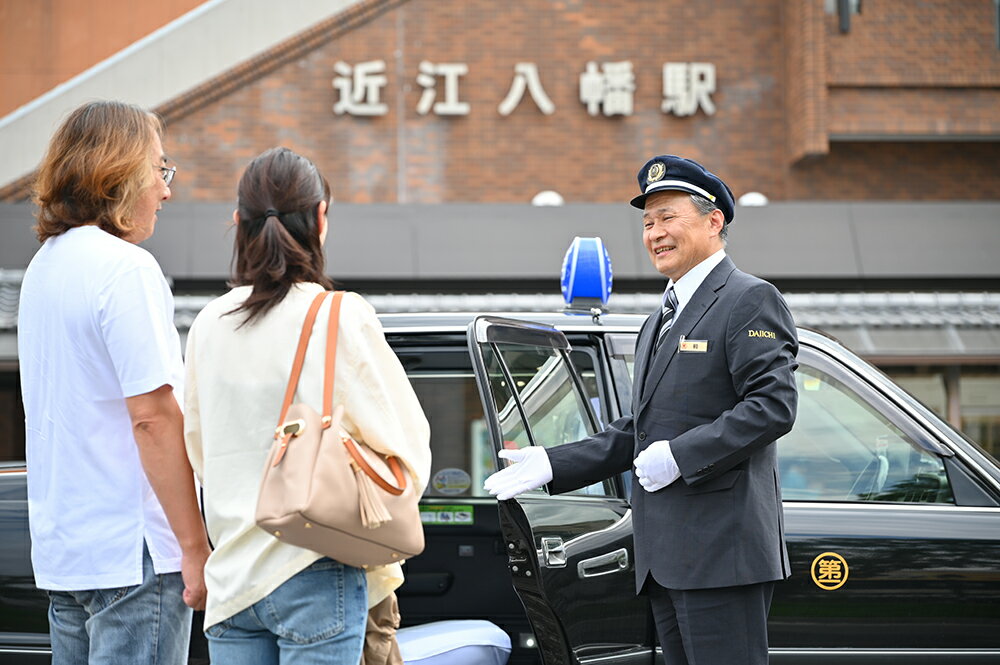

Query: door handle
[
  {"left": 541, "top": 536, "right": 567, "bottom": 568},
  {"left": 577, "top": 548, "right": 629, "bottom": 578}
]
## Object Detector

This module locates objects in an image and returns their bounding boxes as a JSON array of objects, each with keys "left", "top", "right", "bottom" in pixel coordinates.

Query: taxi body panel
[{"left": 2, "top": 309, "right": 999, "bottom": 664}]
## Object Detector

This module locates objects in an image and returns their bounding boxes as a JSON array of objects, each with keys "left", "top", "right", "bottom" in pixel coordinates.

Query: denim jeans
[
  {"left": 205, "top": 558, "right": 367, "bottom": 665},
  {"left": 47, "top": 544, "right": 192, "bottom": 665}
]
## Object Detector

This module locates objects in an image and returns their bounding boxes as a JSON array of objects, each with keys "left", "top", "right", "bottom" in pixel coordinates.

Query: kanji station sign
[{"left": 332, "top": 61, "right": 717, "bottom": 118}]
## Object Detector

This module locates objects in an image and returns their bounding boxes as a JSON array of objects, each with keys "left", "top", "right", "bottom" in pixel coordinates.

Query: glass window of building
[{"left": 960, "top": 366, "right": 1000, "bottom": 462}]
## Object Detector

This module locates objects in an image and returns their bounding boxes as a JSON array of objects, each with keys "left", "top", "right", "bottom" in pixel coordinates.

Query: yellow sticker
[
  {"left": 803, "top": 377, "right": 823, "bottom": 392},
  {"left": 679, "top": 337, "right": 708, "bottom": 353},
  {"left": 811, "top": 552, "right": 849, "bottom": 590}
]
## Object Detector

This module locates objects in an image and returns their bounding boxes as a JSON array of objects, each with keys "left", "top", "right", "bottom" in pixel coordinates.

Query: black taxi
[{"left": 2, "top": 250, "right": 1000, "bottom": 664}]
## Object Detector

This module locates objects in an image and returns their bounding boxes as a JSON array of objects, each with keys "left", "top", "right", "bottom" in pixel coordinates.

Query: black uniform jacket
[{"left": 548, "top": 256, "right": 799, "bottom": 591}]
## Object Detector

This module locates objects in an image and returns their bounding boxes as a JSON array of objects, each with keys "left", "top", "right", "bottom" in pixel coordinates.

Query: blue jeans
[
  {"left": 205, "top": 558, "right": 367, "bottom": 665},
  {"left": 47, "top": 544, "right": 192, "bottom": 665}
]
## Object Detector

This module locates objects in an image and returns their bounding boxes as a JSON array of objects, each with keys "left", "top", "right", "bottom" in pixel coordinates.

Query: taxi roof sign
[{"left": 561, "top": 236, "right": 613, "bottom": 308}]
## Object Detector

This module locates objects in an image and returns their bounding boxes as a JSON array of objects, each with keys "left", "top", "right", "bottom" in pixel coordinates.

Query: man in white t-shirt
[{"left": 18, "top": 100, "right": 210, "bottom": 665}]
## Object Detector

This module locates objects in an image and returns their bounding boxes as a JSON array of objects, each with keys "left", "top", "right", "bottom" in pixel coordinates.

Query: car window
[
  {"left": 602, "top": 337, "right": 955, "bottom": 504},
  {"left": 397, "top": 345, "right": 609, "bottom": 498},
  {"left": 779, "top": 362, "right": 954, "bottom": 504},
  {"left": 570, "top": 348, "right": 606, "bottom": 427},
  {"left": 0, "top": 370, "right": 25, "bottom": 463},
  {"left": 395, "top": 348, "right": 495, "bottom": 498},
  {"left": 603, "top": 333, "right": 636, "bottom": 417},
  {"left": 481, "top": 343, "right": 612, "bottom": 497}
]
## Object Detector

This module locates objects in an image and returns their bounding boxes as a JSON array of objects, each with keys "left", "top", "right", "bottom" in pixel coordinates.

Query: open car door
[{"left": 467, "top": 316, "right": 654, "bottom": 665}]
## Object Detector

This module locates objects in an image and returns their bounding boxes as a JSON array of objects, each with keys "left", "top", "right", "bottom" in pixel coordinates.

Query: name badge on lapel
[{"left": 679, "top": 336, "right": 709, "bottom": 353}]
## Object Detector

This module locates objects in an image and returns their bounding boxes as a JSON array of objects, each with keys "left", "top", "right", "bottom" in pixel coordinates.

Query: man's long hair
[{"left": 33, "top": 100, "right": 162, "bottom": 242}]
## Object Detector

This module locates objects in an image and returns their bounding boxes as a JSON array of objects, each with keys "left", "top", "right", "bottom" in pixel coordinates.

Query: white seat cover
[{"left": 398, "top": 620, "right": 512, "bottom": 665}]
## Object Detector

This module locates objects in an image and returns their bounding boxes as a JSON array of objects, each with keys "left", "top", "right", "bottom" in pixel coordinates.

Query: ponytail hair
[{"left": 228, "top": 147, "right": 333, "bottom": 325}]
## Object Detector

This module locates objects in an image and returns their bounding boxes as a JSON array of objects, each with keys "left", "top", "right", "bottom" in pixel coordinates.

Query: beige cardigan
[{"left": 184, "top": 284, "right": 431, "bottom": 628}]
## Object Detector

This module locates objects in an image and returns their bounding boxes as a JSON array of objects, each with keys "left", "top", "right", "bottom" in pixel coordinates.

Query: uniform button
[{"left": 638, "top": 432, "right": 646, "bottom": 441}]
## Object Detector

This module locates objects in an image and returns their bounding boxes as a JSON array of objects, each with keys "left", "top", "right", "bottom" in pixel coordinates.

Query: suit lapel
[
  {"left": 632, "top": 307, "right": 660, "bottom": 408},
  {"left": 637, "top": 257, "right": 737, "bottom": 416}
]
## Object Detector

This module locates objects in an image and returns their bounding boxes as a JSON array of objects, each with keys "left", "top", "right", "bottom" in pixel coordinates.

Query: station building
[{"left": 1, "top": 0, "right": 999, "bottom": 459}]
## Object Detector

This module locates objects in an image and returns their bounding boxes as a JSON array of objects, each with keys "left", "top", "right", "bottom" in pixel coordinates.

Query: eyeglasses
[{"left": 156, "top": 165, "right": 176, "bottom": 187}]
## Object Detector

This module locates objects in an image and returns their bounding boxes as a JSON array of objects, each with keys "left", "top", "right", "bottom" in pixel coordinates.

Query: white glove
[
  {"left": 483, "top": 447, "right": 553, "bottom": 500},
  {"left": 633, "top": 440, "right": 681, "bottom": 492}
]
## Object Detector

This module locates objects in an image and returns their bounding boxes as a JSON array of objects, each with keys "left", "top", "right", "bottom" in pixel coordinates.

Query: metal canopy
[
  {"left": 2, "top": 199, "right": 998, "bottom": 364},
  {"left": 2, "top": 201, "right": 999, "bottom": 281},
  {"left": 2, "top": 270, "right": 998, "bottom": 364}
]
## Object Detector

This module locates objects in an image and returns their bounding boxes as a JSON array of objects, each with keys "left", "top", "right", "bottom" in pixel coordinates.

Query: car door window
[
  {"left": 479, "top": 339, "right": 612, "bottom": 497},
  {"left": 779, "top": 358, "right": 954, "bottom": 504},
  {"left": 398, "top": 340, "right": 611, "bottom": 498}
]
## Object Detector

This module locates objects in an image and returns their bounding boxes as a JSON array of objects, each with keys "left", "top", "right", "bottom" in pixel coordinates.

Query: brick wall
[
  {"left": 0, "top": 0, "right": 204, "bottom": 116},
  {"left": 783, "top": 0, "right": 828, "bottom": 163},
  {"left": 823, "top": 0, "right": 1000, "bottom": 141},
  {"left": 825, "top": 0, "right": 1000, "bottom": 87},
  {"left": 787, "top": 142, "right": 1000, "bottom": 199},
  {"left": 9, "top": 0, "right": 1000, "bottom": 203}
]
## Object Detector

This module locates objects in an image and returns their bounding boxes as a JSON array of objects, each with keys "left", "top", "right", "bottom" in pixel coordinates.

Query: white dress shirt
[
  {"left": 666, "top": 248, "right": 727, "bottom": 322},
  {"left": 635, "top": 249, "right": 728, "bottom": 492}
]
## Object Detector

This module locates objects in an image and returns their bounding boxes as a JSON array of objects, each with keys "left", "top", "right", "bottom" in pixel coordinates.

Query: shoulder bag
[{"left": 255, "top": 291, "right": 425, "bottom": 567}]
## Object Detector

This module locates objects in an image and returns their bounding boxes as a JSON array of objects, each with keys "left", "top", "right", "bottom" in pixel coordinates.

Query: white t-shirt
[{"left": 18, "top": 225, "right": 185, "bottom": 590}]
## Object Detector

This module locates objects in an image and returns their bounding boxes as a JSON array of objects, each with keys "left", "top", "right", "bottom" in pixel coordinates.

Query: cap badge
[{"left": 646, "top": 162, "right": 666, "bottom": 185}]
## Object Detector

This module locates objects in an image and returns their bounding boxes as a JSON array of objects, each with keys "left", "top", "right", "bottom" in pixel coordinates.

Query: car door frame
[{"left": 466, "top": 316, "right": 654, "bottom": 665}]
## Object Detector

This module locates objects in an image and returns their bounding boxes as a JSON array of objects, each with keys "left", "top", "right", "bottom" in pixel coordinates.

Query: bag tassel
[{"left": 355, "top": 465, "right": 393, "bottom": 529}]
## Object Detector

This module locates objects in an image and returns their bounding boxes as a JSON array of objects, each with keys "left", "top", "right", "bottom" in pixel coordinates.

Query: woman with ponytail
[{"left": 183, "top": 147, "right": 431, "bottom": 664}]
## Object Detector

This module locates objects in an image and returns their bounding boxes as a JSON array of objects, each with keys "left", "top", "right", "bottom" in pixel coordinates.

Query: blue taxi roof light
[{"left": 561, "top": 236, "right": 613, "bottom": 307}]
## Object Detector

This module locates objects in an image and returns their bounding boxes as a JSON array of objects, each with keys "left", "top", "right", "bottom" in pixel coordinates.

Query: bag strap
[
  {"left": 322, "top": 291, "right": 342, "bottom": 427},
  {"left": 273, "top": 292, "right": 408, "bottom": 495},
  {"left": 275, "top": 291, "right": 330, "bottom": 438}
]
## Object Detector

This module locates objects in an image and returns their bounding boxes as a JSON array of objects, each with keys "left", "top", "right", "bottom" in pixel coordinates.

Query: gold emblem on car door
[{"left": 811, "top": 552, "right": 849, "bottom": 590}]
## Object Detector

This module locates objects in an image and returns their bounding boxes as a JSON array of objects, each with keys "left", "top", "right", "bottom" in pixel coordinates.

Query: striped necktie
[{"left": 654, "top": 286, "right": 678, "bottom": 352}]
